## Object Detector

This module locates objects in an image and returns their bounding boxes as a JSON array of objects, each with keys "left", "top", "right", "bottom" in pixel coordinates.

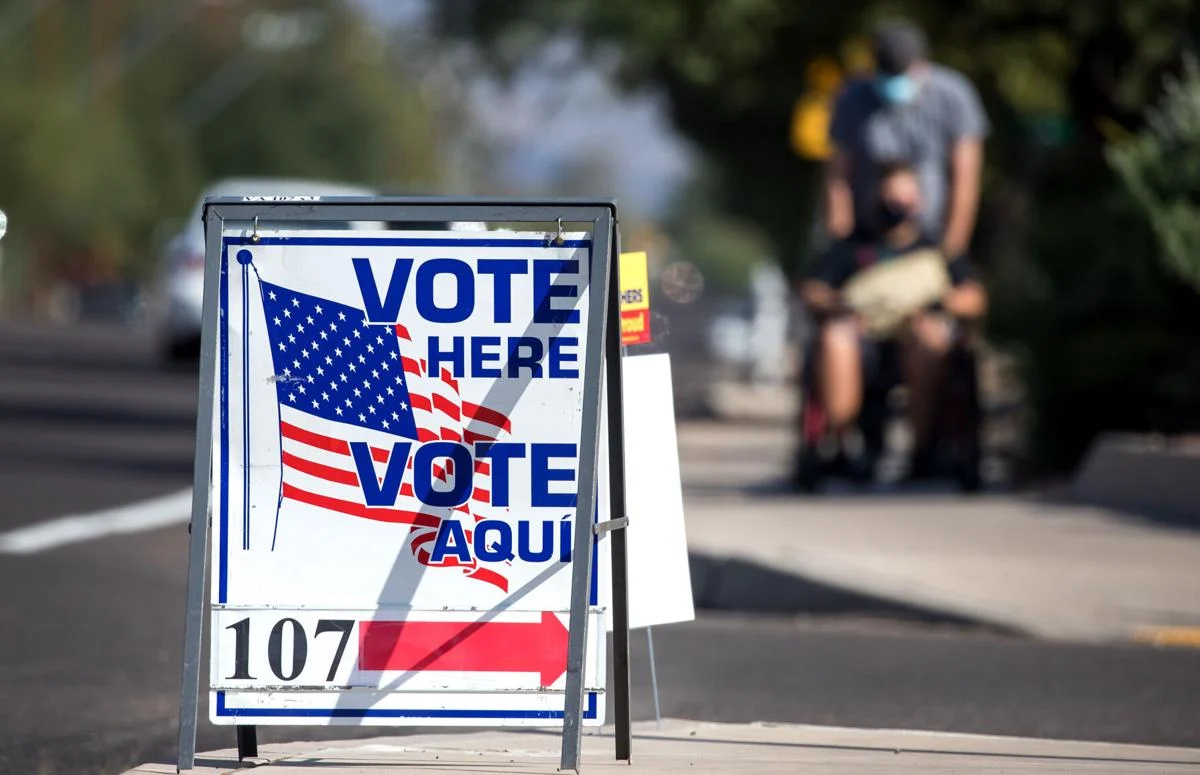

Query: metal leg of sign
[
  {"left": 646, "top": 626, "right": 662, "bottom": 728},
  {"left": 236, "top": 725, "right": 258, "bottom": 760},
  {"left": 176, "top": 209, "right": 223, "bottom": 772},
  {"left": 560, "top": 214, "right": 616, "bottom": 773},
  {"left": 611, "top": 526, "right": 632, "bottom": 759},
  {"left": 608, "top": 264, "right": 632, "bottom": 762}
]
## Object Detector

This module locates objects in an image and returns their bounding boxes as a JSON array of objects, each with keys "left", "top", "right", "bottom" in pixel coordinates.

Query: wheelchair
[{"left": 791, "top": 316, "right": 984, "bottom": 494}]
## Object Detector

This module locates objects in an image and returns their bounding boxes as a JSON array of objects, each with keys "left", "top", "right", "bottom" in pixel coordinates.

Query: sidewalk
[
  {"left": 123, "top": 421, "right": 1200, "bottom": 775},
  {"left": 678, "top": 421, "right": 1200, "bottom": 643},
  {"left": 130, "top": 719, "right": 1200, "bottom": 774}
]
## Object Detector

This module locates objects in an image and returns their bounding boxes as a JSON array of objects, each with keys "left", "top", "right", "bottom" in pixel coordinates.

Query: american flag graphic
[{"left": 259, "top": 279, "right": 513, "bottom": 592}]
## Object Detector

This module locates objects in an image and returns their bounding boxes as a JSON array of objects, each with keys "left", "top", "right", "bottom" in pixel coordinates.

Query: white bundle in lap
[{"left": 841, "top": 248, "right": 951, "bottom": 337}]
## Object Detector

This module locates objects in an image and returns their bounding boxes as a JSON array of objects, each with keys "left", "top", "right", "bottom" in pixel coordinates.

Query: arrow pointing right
[{"left": 359, "top": 612, "right": 570, "bottom": 687}]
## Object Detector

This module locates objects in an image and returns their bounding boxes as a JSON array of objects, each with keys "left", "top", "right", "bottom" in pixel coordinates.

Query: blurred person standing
[{"left": 823, "top": 19, "right": 988, "bottom": 258}]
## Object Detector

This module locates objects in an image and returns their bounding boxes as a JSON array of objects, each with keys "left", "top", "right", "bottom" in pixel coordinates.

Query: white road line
[{"left": 0, "top": 488, "right": 193, "bottom": 555}]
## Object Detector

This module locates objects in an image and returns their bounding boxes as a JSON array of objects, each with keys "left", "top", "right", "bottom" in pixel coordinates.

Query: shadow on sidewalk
[
  {"left": 685, "top": 474, "right": 1013, "bottom": 501},
  {"left": 688, "top": 552, "right": 1008, "bottom": 631}
]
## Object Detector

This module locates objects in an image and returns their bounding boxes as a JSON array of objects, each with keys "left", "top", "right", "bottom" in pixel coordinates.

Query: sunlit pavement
[
  {"left": 0, "top": 321, "right": 1197, "bottom": 775},
  {"left": 677, "top": 421, "right": 1200, "bottom": 643}
]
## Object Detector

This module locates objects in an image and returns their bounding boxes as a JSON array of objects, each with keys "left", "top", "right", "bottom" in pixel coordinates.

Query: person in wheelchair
[{"left": 798, "top": 161, "right": 987, "bottom": 481}]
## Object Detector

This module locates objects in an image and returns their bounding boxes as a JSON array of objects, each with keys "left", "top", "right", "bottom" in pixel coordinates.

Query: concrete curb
[{"left": 1073, "top": 433, "right": 1200, "bottom": 522}]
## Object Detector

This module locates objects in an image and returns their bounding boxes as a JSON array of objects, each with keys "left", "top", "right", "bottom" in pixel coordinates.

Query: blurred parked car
[
  {"left": 145, "top": 177, "right": 377, "bottom": 362},
  {"left": 145, "top": 177, "right": 485, "bottom": 363}
]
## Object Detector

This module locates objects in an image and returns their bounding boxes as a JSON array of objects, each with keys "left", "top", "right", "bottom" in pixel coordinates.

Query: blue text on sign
[
  {"left": 348, "top": 441, "right": 577, "bottom": 509},
  {"left": 353, "top": 258, "right": 581, "bottom": 325}
]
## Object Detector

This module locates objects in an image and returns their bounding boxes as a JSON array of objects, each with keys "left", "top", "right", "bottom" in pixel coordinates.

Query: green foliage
[
  {"left": 0, "top": 76, "right": 153, "bottom": 266},
  {"left": 0, "top": 0, "right": 441, "bottom": 287},
  {"left": 661, "top": 172, "right": 773, "bottom": 296},
  {"left": 988, "top": 163, "right": 1200, "bottom": 469},
  {"left": 1109, "top": 55, "right": 1200, "bottom": 294}
]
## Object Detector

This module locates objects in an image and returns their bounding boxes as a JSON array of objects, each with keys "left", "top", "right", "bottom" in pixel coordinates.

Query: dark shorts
[
  {"left": 858, "top": 336, "right": 887, "bottom": 387},
  {"left": 852, "top": 311, "right": 957, "bottom": 386}
]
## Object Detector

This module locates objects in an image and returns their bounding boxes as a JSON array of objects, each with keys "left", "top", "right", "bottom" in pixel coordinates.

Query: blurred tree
[
  {"left": 659, "top": 168, "right": 772, "bottom": 297},
  {"left": 192, "top": 0, "right": 441, "bottom": 190},
  {"left": 433, "top": 0, "right": 855, "bottom": 277},
  {"left": 0, "top": 0, "right": 443, "bottom": 307},
  {"left": 1109, "top": 54, "right": 1200, "bottom": 294}
]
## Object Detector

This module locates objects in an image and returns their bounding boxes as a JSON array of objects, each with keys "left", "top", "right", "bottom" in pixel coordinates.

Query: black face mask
[{"left": 877, "top": 202, "right": 912, "bottom": 230}]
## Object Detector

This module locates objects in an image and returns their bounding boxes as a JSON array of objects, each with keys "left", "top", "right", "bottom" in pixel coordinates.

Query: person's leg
[
  {"left": 816, "top": 318, "right": 864, "bottom": 431},
  {"left": 902, "top": 311, "right": 954, "bottom": 458}
]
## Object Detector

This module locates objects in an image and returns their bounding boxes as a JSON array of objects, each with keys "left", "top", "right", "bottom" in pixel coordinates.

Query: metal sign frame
[{"left": 175, "top": 198, "right": 630, "bottom": 773}]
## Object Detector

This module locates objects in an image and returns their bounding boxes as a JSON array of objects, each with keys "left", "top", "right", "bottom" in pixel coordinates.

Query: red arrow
[{"left": 359, "top": 612, "right": 569, "bottom": 686}]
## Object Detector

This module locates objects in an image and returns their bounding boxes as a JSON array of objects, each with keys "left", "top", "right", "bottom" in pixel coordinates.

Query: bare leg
[
  {"left": 817, "top": 318, "right": 864, "bottom": 431},
  {"left": 902, "top": 312, "right": 953, "bottom": 451}
]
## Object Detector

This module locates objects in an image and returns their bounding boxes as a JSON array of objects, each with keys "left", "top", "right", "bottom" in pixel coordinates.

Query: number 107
[{"left": 225, "top": 617, "right": 354, "bottom": 683}]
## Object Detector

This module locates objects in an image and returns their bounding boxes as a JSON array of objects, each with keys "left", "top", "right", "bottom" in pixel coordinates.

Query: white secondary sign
[
  {"left": 209, "top": 228, "right": 608, "bottom": 726},
  {"left": 604, "top": 353, "right": 694, "bottom": 631}
]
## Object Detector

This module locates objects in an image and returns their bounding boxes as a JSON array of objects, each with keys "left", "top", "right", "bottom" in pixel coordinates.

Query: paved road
[{"left": 0, "top": 321, "right": 1198, "bottom": 775}]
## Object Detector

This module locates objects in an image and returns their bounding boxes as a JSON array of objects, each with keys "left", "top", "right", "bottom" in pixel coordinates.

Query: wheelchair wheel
[
  {"left": 792, "top": 389, "right": 826, "bottom": 493},
  {"left": 946, "top": 344, "right": 984, "bottom": 494},
  {"left": 792, "top": 447, "right": 821, "bottom": 493},
  {"left": 955, "top": 447, "right": 983, "bottom": 493}
]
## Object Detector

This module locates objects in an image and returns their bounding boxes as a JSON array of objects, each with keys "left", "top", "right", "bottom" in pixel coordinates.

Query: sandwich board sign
[{"left": 177, "top": 199, "right": 631, "bottom": 772}]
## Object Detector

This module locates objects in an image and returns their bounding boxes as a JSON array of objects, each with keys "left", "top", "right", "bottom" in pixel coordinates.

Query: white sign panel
[
  {"left": 603, "top": 353, "right": 694, "bottom": 630},
  {"left": 209, "top": 229, "right": 607, "bottom": 726}
]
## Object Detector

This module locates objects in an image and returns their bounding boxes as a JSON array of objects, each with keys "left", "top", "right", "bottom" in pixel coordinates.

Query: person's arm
[
  {"left": 940, "top": 254, "right": 987, "bottom": 319},
  {"left": 941, "top": 137, "right": 983, "bottom": 258},
  {"left": 800, "top": 240, "right": 855, "bottom": 320},
  {"left": 940, "top": 73, "right": 990, "bottom": 258},
  {"left": 942, "top": 279, "right": 986, "bottom": 319},
  {"left": 823, "top": 147, "right": 855, "bottom": 240},
  {"left": 823, "top": 86, "right": 859, "bottom": 241},
  {"left": 801, "top": 279, "right": 844, "bottom": 318}
]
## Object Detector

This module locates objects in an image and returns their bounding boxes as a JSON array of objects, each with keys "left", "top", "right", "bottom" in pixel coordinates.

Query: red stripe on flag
[
  {"left": 462, "top": 402, "right": 512, "bottom": 432},
  {"left": 441, "top": 427, "right": 462, "bottom": 442},
  {"left": 282, "top": 422, "right": 389, "bottom": 462},
  {"left": 395, "top": 324, "right": 411, "bottom": 341},
  {"left": 440, "top": 369, "right": 459, "bottom": 393},
  {"left": 472, "top": 487, "right": 490, "bottom": 503},
  {"left": 282, "top": 422, "right": 348, "bottom": 454},
  {"left": 409, "top": 394, "right": 432, "bottom": 413},
  {"left": 402, "top": 357, "right": 424, "bottom": 377},
  {"left": 281, "top": 451, "right": 359, "bottom": 487},
  {"left": 464, "top": 567, "right": 509, "bottom": 593},
  {"left": 282, "top": 484, "right": 439, "bottom": 528},
  {"left": 433, "top": 394, "right": 461, "bottom": 421},
  {"left": 464, "top": 429, "right": 496, "bottom": 446},
  {"left": 474, "top": 461, "right": 491, "bottom": 475},
  {"left": 417, "top": 428, "right": 439, "bottom": 442}
]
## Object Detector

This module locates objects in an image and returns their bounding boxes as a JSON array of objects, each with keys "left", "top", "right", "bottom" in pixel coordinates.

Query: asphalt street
[{"left": 0, "top": 321, "right": 1198, "bottom": 775}]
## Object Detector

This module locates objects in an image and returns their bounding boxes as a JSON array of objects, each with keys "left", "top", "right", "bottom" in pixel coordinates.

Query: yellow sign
[
  {"left": 790, "top": 95, "right": 834, "bottom": 160},
  {"left": 619, "top": 251, "right": 651, "bottom": 346},
  {"left": 790, "top": 56, "right": 843, "bottom": 160}
]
